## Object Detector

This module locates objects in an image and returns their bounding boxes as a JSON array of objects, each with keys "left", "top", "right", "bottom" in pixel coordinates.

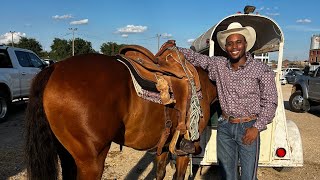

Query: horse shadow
[
  {"left": 124, "top": 152, "right": 157, "bottom": 179},
  {"left": 187, "top": 164, "right": 222, "bottom": 180},
  {"left": 124, "top": 151, "right": 223, "bottom": 179}
]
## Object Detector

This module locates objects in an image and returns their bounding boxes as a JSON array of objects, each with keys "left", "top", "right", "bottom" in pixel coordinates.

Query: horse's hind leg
[
  {"left": 155, "top": 151, "right": 169, "bottom": 180},
  {"left": 57, "top": 143, "right": 77, "bottom": 180},
  {"left": 75, "top": 145, "right": 110, "bottom": 180}
]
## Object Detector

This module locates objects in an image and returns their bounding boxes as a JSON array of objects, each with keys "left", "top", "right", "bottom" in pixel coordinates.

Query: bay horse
[{"left": 25, "top": 46, "right": 217, "bottom": 180}]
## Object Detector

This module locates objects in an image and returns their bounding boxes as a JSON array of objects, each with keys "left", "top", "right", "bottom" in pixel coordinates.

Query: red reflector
[{"left": 276, "top": 148, "right": 286, "bottom": 157}]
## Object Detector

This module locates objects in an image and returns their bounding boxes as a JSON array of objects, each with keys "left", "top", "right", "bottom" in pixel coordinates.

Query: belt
[{"left": 222, "top": 111, "right": 257, "bottom": 124}]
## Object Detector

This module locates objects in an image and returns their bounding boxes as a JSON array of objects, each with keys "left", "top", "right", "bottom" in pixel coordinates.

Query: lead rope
[
  {"left": 169, "top": 47, "right": 201, "bottom": 178},
  {"left": 171, "top": 47, "right": 202, "bottom": 141}
]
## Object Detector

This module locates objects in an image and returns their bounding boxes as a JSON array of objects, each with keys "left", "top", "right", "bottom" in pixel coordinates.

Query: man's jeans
[{"left": 217, "top": 117, "right": 260, "bottom": 180}]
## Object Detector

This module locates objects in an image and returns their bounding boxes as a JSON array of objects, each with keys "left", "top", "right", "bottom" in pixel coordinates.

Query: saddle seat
[{"left": 118, "top": 45, "right": 201, "bottom": 92}]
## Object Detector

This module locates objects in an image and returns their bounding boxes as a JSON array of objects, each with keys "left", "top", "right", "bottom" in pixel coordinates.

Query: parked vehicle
[
  {"left": 190, "top": 11, "right": 303, "bottom": 171},
  {"left": 285, "top": 70, "right": 303, "bottom": 84},
  {"left": 43, "top": 58, "right": 56, "bottom": 66},
  {"left": 289, "top": 66, "right": 320, "bottom": 113},
  {"left": 0, "top": 45, "right": 45, "bottom": 121},
  {"left": 280, "top": 76, "right": 288, "bottom": 85},
  {"left": 280, "top": 68, "right": 302, "bottom": 85}
]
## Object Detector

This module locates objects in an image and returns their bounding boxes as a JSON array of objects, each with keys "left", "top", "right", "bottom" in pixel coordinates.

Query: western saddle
[{"left": 117, "top": 41, "right": 202, "bottom": 155}]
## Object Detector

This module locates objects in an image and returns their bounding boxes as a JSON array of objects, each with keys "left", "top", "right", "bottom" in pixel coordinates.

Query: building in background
[{"left": 309, "top": 34, "right": 320, "bottom": 64}]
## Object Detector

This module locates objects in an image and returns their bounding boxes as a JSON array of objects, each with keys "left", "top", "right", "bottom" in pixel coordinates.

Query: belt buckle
[{"left": 228, "top": 116, "right": 235, "bottom": 121}]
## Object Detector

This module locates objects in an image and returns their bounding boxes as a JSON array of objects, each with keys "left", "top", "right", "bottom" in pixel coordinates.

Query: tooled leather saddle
[{"left": 116, "top": 41, "right": 202, "bottom": 155}]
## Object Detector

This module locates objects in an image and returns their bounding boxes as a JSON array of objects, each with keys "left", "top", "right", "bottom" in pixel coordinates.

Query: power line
[{"left": 68, "top": 28, "right": 78, "bottom": 56}]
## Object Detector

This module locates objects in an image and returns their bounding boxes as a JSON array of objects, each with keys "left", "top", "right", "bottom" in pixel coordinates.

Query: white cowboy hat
[{"left": 217, "top": 22, "right": 256, "bottom": 52}]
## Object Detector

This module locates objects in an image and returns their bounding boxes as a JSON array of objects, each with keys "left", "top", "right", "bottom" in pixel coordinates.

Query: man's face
[{"left": 225, "top": 34, "right": 247, "bottom": 61}]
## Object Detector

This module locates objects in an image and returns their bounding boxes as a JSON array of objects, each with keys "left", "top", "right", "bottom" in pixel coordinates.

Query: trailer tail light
[{"left": 276, "top": 148, "right": 286, "bottom": 157}]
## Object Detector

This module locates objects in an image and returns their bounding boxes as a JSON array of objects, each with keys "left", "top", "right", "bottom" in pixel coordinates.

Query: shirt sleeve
[
  {"left": 177, "top": 47, "right": 217, "bottom": 81},
  {"left": 253, "top": 69, "right": 278, "bottom": 132}
]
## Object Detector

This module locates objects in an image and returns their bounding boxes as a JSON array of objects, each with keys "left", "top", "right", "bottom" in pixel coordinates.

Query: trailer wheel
[
  {"left": 289, "top": 91, "right": 310, "bottom": 113},
  {"left": 0, "top": 92, "right": 10, "bottom": 122}
]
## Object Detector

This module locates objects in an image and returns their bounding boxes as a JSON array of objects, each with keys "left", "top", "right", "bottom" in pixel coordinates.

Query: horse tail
[{"left": 25, "top": 65, "right": 58, "bottom": 180}]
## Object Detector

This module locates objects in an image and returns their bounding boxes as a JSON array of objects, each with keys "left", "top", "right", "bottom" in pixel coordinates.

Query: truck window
[
  {"left": 28, "top": 52, "right": 44, "bottom": 68},
  {"left": 15, "top": 50, "right": 43, "bottom": 68},
  {"left": 15, "top": 51, "right": 32, "bottom": 67},
  {"left": 0, "top": 51, "right": 13, "bottom": 68}
]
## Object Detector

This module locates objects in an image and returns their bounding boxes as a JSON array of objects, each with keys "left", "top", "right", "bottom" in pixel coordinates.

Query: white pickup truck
[{"left": 0, "top": 45, "right": 45, "bottom": 121}]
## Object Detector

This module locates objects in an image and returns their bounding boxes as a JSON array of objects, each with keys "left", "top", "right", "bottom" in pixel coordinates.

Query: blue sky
[{"left": 1, "top": 0, "right": 319, "bottom": 60}]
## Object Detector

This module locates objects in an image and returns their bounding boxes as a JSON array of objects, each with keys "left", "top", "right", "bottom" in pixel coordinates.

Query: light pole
[
  {"left": 69, "top": 28, "right": 78, "bottom": 56},
  {"left": 156, "top": 34, "right": 161, "bottom": 51},
  {"left": 9, "top": 31, "right": 15, "bottom": 47}
]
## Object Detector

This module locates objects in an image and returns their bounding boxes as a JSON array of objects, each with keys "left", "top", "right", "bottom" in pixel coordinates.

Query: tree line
[{"left": 5, "top": 37, "right": 127, "bottom": 61}]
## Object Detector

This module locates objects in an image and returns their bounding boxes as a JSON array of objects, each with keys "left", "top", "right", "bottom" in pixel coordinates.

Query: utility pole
[
  {"left": 9, "top": 31, "right": 15, "bottom": 47},
  {"left": 156, "top": 34, "right": 161, "bottom": 51},
  {"left": 69, "top": 28, "right": 78, "bottom": 56}
]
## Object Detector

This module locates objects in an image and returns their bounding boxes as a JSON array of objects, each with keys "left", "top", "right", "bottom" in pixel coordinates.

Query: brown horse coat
[{"left": 25, "top": 53, "right": 217, "bottom": 180}]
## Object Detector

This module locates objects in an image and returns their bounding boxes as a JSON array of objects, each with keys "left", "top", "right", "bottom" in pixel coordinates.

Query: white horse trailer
[{"left": 191, "top": 13, "right": 303, "bottom": 170}]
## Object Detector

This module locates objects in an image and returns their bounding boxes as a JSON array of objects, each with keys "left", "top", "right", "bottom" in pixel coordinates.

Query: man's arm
[
  {"left": 254, "top": 69, "right": 278, "bottom": 132},
  {"left": 177, "top": 47, "right": 218, "bottom": 77},
  {"left": 243, "top": 69, "right": 278, "bottom": 145}
]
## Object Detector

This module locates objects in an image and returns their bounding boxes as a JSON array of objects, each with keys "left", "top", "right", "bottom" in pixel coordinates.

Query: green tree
[
  {"left": 50, "top": 38, "right": 71, "bottom": 61},
  {"left": 15, "top": 37, "right": 43, "bottom": 55},
  {"left": 71, "top": 38, "right": 96, "bottom": 55},
  {"left": 100, "top": 42, "right": 126, "bottom": 56}
]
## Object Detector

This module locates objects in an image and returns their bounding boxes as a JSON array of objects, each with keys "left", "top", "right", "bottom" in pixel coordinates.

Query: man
[{"left": 176, "top": 22, "right": 278, "bottom": 180}]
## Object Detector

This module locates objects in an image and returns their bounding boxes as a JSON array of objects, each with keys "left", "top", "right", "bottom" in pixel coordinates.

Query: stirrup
[{"left": 169, "top": 130, "right": 195, "bottom": 155}]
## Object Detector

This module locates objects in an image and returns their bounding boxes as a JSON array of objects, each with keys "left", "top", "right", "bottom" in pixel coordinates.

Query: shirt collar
[{"left": 226, "top": 52, "right": 253, "bottom": 70}]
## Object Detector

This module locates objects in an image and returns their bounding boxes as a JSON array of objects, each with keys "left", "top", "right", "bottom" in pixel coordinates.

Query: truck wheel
[
  {"left": 289, "top": 91, "right": 310, "bottom": 113},
  {"left": 0, "top": 92, "right": 9, "bottom": 122}
]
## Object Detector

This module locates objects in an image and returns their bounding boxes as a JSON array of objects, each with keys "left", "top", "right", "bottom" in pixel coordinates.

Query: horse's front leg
[
  {"left": 174, "top": 155, "right": 190, "bottom": 180},
  {"left": 155, "top": 151, "right": 169, "bottom": 180}
]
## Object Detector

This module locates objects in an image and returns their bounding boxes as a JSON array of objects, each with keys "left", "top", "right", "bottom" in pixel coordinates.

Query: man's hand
[{"left": 242, "top": 127, "right": 259, "bottom": 145}]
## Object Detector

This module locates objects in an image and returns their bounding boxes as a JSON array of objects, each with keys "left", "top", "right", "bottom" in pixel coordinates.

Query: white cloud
[
  {"left": 187, "top": 39, "right": 194, "bottom": 45},
  {"left": 256, "top": 7, "right": 264, "bottom": 11},
  {"left": 121, "top": 34, "right": 128, "bottom": 38},
  {"left": 266, "top": 12, "right": 280, "bottom": 16},
  {"left": 52, "top": 14, "right": 73, "bottom": 20},
  {"left": 117, "top": 25, "right": 147, "bottom": 34},
  {"left": 296, "top": 19, "right": 312, "bottom": 23},
  {"left": 70, "top": 19, "right": 89, "bottom": 25},
  {"left": 24, "top": 23, "right": 32, "bottom": 28},
  {"left": 162, "top": 33, "right": 172, "bottom": 39},
  {"left": 287, "top": 25, "right": 320, "bottom": 32},
  {"left": 0, "top": 32, "right": 26, "bottom": 44}
]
